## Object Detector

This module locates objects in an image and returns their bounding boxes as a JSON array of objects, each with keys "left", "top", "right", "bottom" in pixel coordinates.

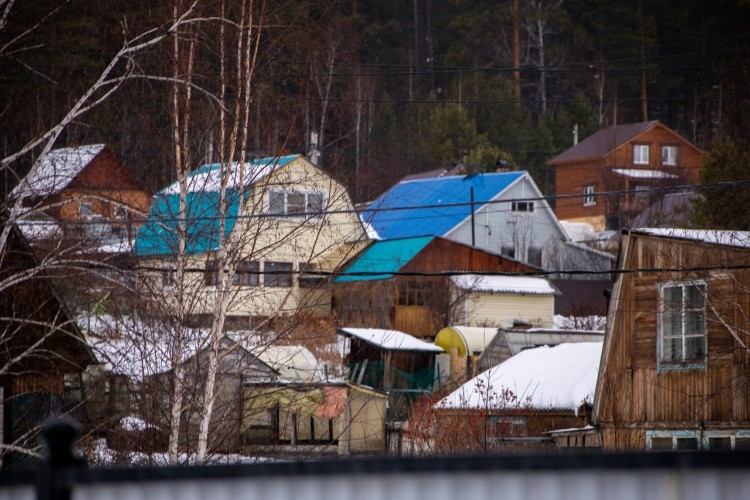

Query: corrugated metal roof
[
  {"left": 338, "top": 327, "right": 444, "bottom": 352},
  {"left": 360, "top": 172, "right": 525, "bottom": 239},
  {"left": 12, "top": 144, "right": 105, "bottom": 198},
  {"left": 333, "top": 236, "right": 434, "bottom": 282},
  {"left": 134, "top": 155, "right": 299, "bottom": 256},
  {"left": 546, "top": 121, "right": 659, "bottom": 165},
  {"left": 451, "top": 275, "right": 557, "bottom": 295}
]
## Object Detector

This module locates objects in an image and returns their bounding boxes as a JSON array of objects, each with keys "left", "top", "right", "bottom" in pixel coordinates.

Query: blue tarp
[{"left": 360, "top": 172, "right": 525, "bottom": 240}]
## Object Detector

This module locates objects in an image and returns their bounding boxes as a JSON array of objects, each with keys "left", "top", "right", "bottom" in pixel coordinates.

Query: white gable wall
[
  {"left": 459, "top": 292, "right": 554, "bottom": 328},
  {"left": 446, "top": 174, "right": 568, "bottom": 268}
]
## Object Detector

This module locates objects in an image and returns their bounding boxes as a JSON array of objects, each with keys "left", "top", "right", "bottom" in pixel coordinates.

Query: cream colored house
[
  {"left": 450, "top": 275, "right": 557, "bottom": 328},
  {"left": 134, "top": 154, "right": 368, "bottom": 318}
]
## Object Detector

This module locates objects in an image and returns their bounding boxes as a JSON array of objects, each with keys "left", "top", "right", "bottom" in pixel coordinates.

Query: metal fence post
[{"left": 36, "top": 417, "right": 87, "bottom": 500}]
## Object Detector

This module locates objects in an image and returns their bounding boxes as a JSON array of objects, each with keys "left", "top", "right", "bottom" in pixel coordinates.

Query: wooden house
[
  {"left": 0, "top": 226, "right": 95, "bottom": 469},
  {"left": 11, "top": 144, "right": 151, "bottom": 244},
  {"left": 361, "top": 171, "right": 613, "bottom": 275},
  {"left": 593, "top": 229, "right": 750, "bottom": 451},
  {"left": 547, "top": 121, "right": 704, "bottom": 231},
  {"left": 412, "top": 342, "right": 602, "bottom": 454},
  {"left": 332, "top": 236, "right": 537, "bottom": 338},
  {"left": 337, "top": 327, "right": 443, "bottom": 421},
  {"left": 134, "top": 154, "right": 367, "bottom": 321}
]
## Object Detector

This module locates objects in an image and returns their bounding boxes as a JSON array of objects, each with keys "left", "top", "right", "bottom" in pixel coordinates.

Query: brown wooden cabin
[
  {"left": 0, "top": 226, "right": 95, "bottom": 469},
  {"left": 593, "top": 229, "right": 750, "bottom": 451},
  {"left": 332, "top": 236, "right": 537, "bottom": 339},
  {"left": 547, "top": 121, "right": 703, "bottom": 231},
  {"left": 14, "top": 144, "right": 151, "bottom": 242}
]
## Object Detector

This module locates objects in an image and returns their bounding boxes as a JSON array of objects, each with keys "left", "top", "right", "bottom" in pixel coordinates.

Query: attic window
[
  {"left": 633, "top": 144, "right": 649, "bottom": 165},
  {"left": 268, "top": 189, "right": 325, "bottom": 217},
  {"left": 79, "top": 202, "right": 93, "bottom": 217},
  {"left": 511, "top": 201, "right": 534, "bottom": 213},
  {"left": 662, "top": 145, "right": 678, "bottom": 166}
]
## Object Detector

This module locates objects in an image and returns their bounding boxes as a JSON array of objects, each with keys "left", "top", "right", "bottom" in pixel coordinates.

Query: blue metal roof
[
  {"left": 361, "top": 172, "right": 525, "bottom": 239},
  {"left": 334, "top": 236, "right": 435, "bottom": 282},
  {"left": 134, "top": 155, "right": 299, "bottom": 256}
]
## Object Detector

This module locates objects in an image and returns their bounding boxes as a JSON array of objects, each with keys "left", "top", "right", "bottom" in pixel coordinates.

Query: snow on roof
[
  {"left": 16, "top": 218, "right": 63, "bottom": 240},
  {"left": 436, "top": 342, "right": 603, "bottom": 412},
  {"left": 159, "top": 155, "right": 299, "bottom": 195},
  {"left": 634, "top": 228, "right": 750, "bottom": 249},
  {"left": 251, "top": 345, "right": 322, "bottom": 383},
  {"left": 12, "top": 144, "right": 105, "bottom": 198},
  {"left": 81, "top": 315, "right": 208, "bottom": 381},
  {"left": 451, "top": 275, "right": 557, "bottom": 295},
  {"left": 338, "top": 328, "right": 444, "bottom": 353},
  {"left": 612, "top": 168, "right": 678, "bottom": 179}
]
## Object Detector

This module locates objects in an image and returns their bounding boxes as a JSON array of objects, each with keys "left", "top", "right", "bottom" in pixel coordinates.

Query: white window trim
[
  {"left": 662, "top": 145, "right": 678, "bottom": 166},
  {"left": 510, "top": 201, "right": 535, "bottom": 215},
  {"left": 633, "top": 144, "right": 650, "bottom": 165},
  {"left": 646, "top": 430, "right": 700, "bottom": 451},
  {"left": 583, "top": 185, "right": 596, "bottom": 206},
  {"left": 647, "top": 429, "right": 750, "bottom": 450},
  {"left": 657, "top": 279, "right": 708, "bottom": 370},
  {"left": 268, "top": 189, "right": 326, "bottom": 218}
]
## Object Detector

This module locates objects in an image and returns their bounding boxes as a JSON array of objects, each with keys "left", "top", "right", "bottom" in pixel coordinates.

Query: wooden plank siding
[
  {"left": 596, "top": 232, "right": 750, "bottom": 449},
  {"left": 549, "top": 123, "right": 703, "bottom": 228},
  {"left": 334, "top": 237, "right": 537, "bottom": 339}
]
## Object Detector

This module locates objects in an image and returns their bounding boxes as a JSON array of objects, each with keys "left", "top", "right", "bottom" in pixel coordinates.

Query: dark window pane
[
  {"left": 528, "top": 247, "right": 543, "bottom": 267},
  {"left": 651, "top": 437, "right": 673, "bottom": 451},
  {"left": 684, "top": 336, "right": 705, "bottom": 361},
  {"left": 307, "top": 192, "right": 324, "bottom": 214},
  {"left": 686, "top": 284, "right": 706, "bottom": 309},
  {"left": 265, "top": 261, "right": 293, "bottom": 287},
  {"left": 708, "top": 437, "right": 732, "bottom": 450},
  {"left": 675, "top": 438, "right": 698, "bottom": 450},
  {"left": 269, "top": 190, "right": 285, "bottom": 214},
  {"left": 287, "top": 192, "right": 305, "bottom": 215},
  {"left": 734, "top": 438, "right": 750, "bottom": 450},
  {"left": 501, "top": 246, "right": 515, "bottom": 259}
]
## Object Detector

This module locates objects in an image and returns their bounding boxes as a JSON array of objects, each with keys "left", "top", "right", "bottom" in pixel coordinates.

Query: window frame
[
  {"left": 633, "top": 144, "right": 650, "bottom": 165},
  {"left": 79, "top": 201, "right": 94, "bottom": 217},
  {"left": 661, "top": 145, "right": 678, "bottom": 166},
  {"left": 647, "top": 430, "right": 750, "bottom": 450},
  {"left": 268, "top": 189, "right": 326, "bottom": 218},
  {"left": 511, "top": 201, "right": 534, "bottom": 214},
  {"left": 233, "top": 260, "right": 260, "bottom": 287},
  {"left": 583, "top": 185, "right": 596, "bottom": 206},
  {"left": 657, "top": 280, "right": 708, "bottom": 370},
  {"left": 527, "top": 246, "right": 543, "bottom": 267},
  {"left": 264, "top": 261, "right": 293, "bottom": 288}
]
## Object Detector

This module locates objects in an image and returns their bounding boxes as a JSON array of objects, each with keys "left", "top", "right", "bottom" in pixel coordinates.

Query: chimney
[{"left": 573, "top": 124, "right": 579, "bottom": 145}]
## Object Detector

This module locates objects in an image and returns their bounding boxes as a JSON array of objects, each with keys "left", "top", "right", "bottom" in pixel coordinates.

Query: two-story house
[
  {"left": 593, "top": 229, "right": 750, "bottom": 451},
  {"left": 360, "top": 171, "right": 612, "bottom": 277},
  {"left": 11, "top": 144, "right": 151, "bottom": 245},
  {"left": 134, "top": 154, "right": 367, "bottom": 321},
  {"left": 547, "top": 121, "right": 704, "bottom": 231}
]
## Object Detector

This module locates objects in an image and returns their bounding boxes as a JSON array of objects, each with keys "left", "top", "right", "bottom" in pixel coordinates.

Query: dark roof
[
  {"left": 630, "top": 191, "right": 701, "bottom": 228},
  {"left": 400, "top": 164, "right": 468, "bottom": 182},
  {"left": 551, "top": 279, "right": 611, "bottom": 316},
  {"left": 547, "top": 121, "right": 659, "bottom": 165}
]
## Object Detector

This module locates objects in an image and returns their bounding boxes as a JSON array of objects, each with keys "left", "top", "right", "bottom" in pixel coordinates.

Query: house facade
[
  {"left": 593, "top": 229, "right": 750, "bottom": 451},
  {"left": 134, "top": 155, "right": 367, "bottom": 320},
  {"left": 11, "top": 144, "right": 151, "bottom": 244},
  {"left": 332, "top": 236, "right": 537, "bottom": 338},
  {"left": 547, "top": 121, "right": 704, "bottom": 231},
  {"left": 361, "top": 171, "right": 612, "bottom": 276}
]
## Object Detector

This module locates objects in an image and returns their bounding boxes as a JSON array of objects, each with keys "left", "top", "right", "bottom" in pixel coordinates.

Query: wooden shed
[
  {"left": 333, "top": 236, "right": 537, "bottom": 338},
  {"left": 593, "top": 229, "right": 750, "bottom": 451}
]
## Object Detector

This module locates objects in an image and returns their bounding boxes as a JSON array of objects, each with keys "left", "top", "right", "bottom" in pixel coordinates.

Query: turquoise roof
[
  {"left": 361, "top": 172, "right": 525, "bottom": 239},
  {"left": 134, "top": 155, "right": 299, "bottom": 256},
  {"left": 334, "top": 236, "right": 435, "bottom": 283}
]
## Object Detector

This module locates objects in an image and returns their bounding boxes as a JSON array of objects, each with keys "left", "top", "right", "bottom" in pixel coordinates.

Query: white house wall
[
  {"left": 446, "top": 174, "right": 567, "bottom": 268},
  {"left": 462, "top": 292, "right": 554, "bottom": 328}
]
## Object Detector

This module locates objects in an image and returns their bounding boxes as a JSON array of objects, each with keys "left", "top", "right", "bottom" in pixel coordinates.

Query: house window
[
  {"left": 647, "top": 431, "right": 700, "bottom": 451},
  {"left": 79, "top": 202, "right": 94, "bottom": 217},
  {"left": 511, "top": 201, "right": 534, "bottom": 213},
  {"left": 299, "top": 263, "right": 324, "bottom": 288},
  {"left": 268, "top": 190, "right": 325, "bottom": 217},
  {"left": 527, "top": 247, "right": 543, "bottom": 267},
  {"left": 658, "top": 281, "right": 707, "bottom": 367},
  {"left": 264, "top": 261, "right": 293, "bottom": 287},
  {"left": 161, "top": 266, "right": 176, "bottom": 288},
  {"left": 633, "top": 144, "right": 650, "bottom": 165},
  {"left": 397, "top": 280, "right": 433, "bottom": 306},
  {"left": 233, "top": 261, "right": 259, "bottom": 286},
  {"left": 583, "top": 185, "right": 596, "bottom": 206},
  {"left": 500, "top": 245, "right": 515, "bottom": 259},
  {"left": 662, "top": 145, "right": 678, "bottom": 166},
  {"left": 491, "top": 416, "right": 527, "bottom": 438}
]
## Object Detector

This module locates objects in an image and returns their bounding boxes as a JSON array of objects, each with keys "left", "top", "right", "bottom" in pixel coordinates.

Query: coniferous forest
[{"left": 1, "top": 0, "right": 749, "bottom": 204}]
